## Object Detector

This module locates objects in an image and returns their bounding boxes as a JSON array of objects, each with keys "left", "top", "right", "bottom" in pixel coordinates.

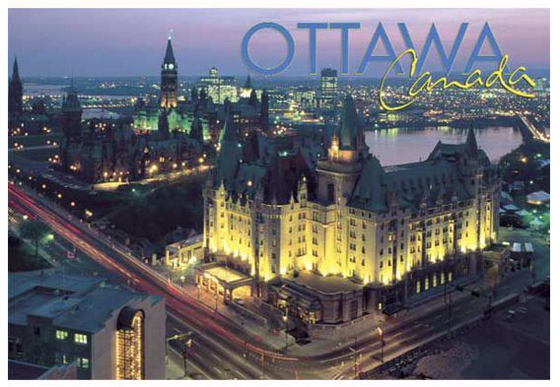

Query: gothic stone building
[
  {"left": 8, "top": 58, "right": 54, "bottom": 136},
  {"left": 58, "top": 83, "right": 202, "bottom": 185},
  {"left": 203, "top": 95, "right": 500, "bottom": 326},
  {"left": 132, "top": 38, "right": 270, "bottom": 144}
]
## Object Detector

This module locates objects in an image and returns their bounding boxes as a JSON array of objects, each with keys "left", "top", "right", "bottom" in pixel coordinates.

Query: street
[{"left": 8, "top": 182, "right": 545, "bottom": 379}]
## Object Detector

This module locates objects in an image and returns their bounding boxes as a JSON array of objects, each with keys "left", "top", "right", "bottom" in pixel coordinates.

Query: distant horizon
[
  {"left": 14, "top": 69, "right": 551, "bottom": 82},
  {"left": 9, "top": 8, "right": 550, "bottom": 77}
]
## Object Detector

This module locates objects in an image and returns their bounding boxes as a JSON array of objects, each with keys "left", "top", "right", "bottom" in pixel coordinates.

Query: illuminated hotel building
[
  {"left": 8, "top": 272, "right": 165, "bottom": 380},
  {"left": 203, "top": 95, "right": 500, "bottom": 325}
]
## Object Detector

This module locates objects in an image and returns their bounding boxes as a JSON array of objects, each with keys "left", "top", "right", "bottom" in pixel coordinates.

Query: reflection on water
[
  {"left": 24, "top": 84, "right": 65, "bottom": 97},
  {"left": 24, "top": 83, "right": 133, "bottom": 100},
  {"left": 366, "top": 127, "right": 523, "bottom": 166}
]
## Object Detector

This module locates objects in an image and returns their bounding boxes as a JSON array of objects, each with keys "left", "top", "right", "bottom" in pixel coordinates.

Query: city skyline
[
  {"left": 9, "top": 8, "right": 550, "bottom": 77},
  {"left": 7, "top": 6, "right": 551, "bottom": 381}
]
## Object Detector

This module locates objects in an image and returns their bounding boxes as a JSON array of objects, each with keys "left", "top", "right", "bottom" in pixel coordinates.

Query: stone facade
[
  {"left": 203, "top": 95, "right": 500, "bottom": 325},
  {"left": 132, "top": 41, "right": 270, "bottom": 144}
]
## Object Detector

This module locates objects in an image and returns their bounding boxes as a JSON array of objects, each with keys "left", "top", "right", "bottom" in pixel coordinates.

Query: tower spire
[
  {"left": 328, "top": 95, "right": 368, "bottom": 163},
  {"left": 244, "top": 74, "right": 252, "bottom": 89},
  {"left": 164, "top": 35, "right": 176, "bottom": 64},
  {"left": 160, "top": 34, "right": 178, "bottom": 109},
  {"left": 9, "top": 57, "right": 23, "bottom": 114},
  {"left": 12, "top": 57, "right": 20, "bottom": 81},
  {"left": 466, "top": 127, "right": 478, "bottom": 156},
  {"left": 70, "top": 71, "right": 75, "bottom": 91},
  {"left": 220, "top": 109, "right": 237, "bottom": 144}
]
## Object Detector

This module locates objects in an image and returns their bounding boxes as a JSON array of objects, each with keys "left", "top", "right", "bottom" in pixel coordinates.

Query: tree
[{"left": 19, "top": 221, "right": 51, "bottom": 258}]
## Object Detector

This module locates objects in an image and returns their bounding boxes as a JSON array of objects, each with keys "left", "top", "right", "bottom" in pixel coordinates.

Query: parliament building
[
  {"left": 57, "top": 39, "right": 206, "bottom": 185},
  {"left": 202, "top": 95, "right": 500, "bottom": 327},
  {"left": 132, "top": 38, "right": 270, "bottom": 144}
]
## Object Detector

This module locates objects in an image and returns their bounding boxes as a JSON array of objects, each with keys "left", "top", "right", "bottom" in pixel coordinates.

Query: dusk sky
[{"left": 8, "top": 8, "right": 550, "bottom": 77}]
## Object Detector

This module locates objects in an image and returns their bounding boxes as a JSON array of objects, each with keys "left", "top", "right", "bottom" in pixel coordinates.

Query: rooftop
[
  {"left": 205, "top": 266, "right": 248, "bottom": 284},
  {"left": 8, "top": 360, "right": 50, "bottom": 380},
  {"left": 284, "top": 271, "right": 363, "bottom": 295},
  {"left": 9, "top": 271, "right": 160, "bottom": 333}
]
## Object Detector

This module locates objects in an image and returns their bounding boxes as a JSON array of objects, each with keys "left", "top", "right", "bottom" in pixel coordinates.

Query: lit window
[
  {"left": 55, "top": 352, "right": 68, "bottom": 364},
  {"left": 79, "top": 357, "right": 90, "bottom": 369},
  {"left": 56, "top": 330, "right": 68, "bottom": 340},
  {"left": 74, "top": 333, "right": 88, "bottom": 345}
]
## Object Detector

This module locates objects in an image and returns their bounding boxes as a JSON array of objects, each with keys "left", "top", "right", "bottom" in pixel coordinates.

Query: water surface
[{"left": 365, "top": 127, "right": 522, "bottom": 166}]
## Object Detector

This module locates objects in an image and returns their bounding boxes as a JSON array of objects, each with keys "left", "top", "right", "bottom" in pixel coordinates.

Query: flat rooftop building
[{"left": 8, "top": 271, "right": 165, "bottom": 380}]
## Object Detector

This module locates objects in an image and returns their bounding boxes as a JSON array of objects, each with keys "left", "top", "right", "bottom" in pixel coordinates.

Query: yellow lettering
[{"left": 379, "top": 49, "right": 536, "bottom": 111}]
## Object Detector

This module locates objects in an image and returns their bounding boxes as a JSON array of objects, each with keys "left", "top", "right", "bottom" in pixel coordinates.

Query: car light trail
[{"left": 8, "top": 183, "right": 298, "bottom": 363}]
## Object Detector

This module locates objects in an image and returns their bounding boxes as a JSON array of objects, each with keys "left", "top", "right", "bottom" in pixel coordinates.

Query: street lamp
[
  {"left": 283, "top": 308, "right": 289, "bottom": 350},
  {"left": 377, "top": 326, "right": 384, "bottom": 363},
  {"left": 350, "top": 337, "right": 359, "bottom": 379},
  {"left": 165, "top": 332, "right": 193, "bottom": 375},
  {"left": 182, "top": 338, "right": 193, "bottom": 377}
]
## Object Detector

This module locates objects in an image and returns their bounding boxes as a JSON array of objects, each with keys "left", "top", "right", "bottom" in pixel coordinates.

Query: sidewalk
[
  {"left": 173, "top": 278, "right": 292, "bottom": 352},
  {"left": 159, "top": 254, "right": 535, "bottom": 360},
  {"left": 165, "top": 359, "right": 191, "bottom": 380},
  {"left": 289, "top": 264, "right": 533, "bottom": 358},
  {"left": 359, "top": 290, "right": 541, "bottom": 379}
]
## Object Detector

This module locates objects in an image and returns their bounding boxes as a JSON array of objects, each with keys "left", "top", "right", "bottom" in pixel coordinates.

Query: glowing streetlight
[
  {"left": 283, "top": 307, "right": 289, "bottom": 349},
  {"left": 377, "top": 327, "right": 385, "bottom": 363}
]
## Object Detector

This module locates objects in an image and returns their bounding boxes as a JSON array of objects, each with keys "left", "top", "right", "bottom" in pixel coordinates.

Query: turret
[
  {"left": 248, "top": 89, "right": 258, "bottom": 109},
  {"left": 328, "top": 95, "right": 369, "bottom": 164},
  {"left": 460, "top": 127, "right": 482, "bottom": 197},
  {"left": 8, "top": 58, "right": 23, "bottom": 115},
  {"left": 244, "top": 74, "right": 252, "bottom": 90},
  {"left": 240, "top": 74, "right": 253, "bottom": 98},
  {"left": 219, "top": 108, "right": 237, "bottom": 145},
  {"left": 465, "top": 127, "right": 478, "bottom": 157},
  {"left": 61, "top": 79, "right": 83, "bottom": 140}
]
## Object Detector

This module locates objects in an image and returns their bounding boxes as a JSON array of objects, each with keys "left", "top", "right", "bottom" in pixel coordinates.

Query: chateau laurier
[{"left": 203, "top": 95, "right": 500, "bottom": 327}]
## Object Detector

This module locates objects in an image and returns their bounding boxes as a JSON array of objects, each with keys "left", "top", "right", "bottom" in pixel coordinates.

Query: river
[{"left": 365, "top": 126, "right": 522, "bottom": 166}]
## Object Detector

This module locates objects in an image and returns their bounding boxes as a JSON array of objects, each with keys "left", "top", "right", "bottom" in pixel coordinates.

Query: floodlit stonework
[{"left": 203, "top": 94, "right": 500, "bottom": 324}]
